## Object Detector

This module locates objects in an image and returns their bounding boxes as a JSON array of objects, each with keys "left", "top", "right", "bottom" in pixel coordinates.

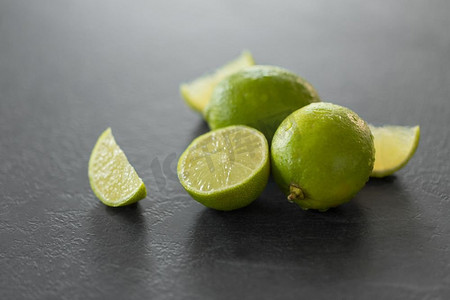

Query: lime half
[
  {"left": 177, "top": 125, "right": 270, "bottom": 211},
  {"left": 180, "top": 51, "right": 255, "bottom": 113},
  {"left": 370, "top": 125, "right": 420, "bottom": 178},
  {"left": 88, "top": 128, "right": 147, "bottom": 207}
]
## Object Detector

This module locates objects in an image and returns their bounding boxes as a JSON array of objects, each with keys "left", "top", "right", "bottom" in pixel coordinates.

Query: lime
[
  {"left": 271, "top": 103, "right": 375, "bottom": 211},
  {"left": 88, "top": 128, "right": 147, "bottom": 207},
  {"left": 369, "top": 125, "right": 420, "bottom": 178},
  {"left": 204, "top": 65, "right": 320, "bottom": 142},
  {"left": 177, "top": 125, "right": 270, "bottom": 211},
  {"left": 180, "top": 51, "right": 255, "bottom": 113}
]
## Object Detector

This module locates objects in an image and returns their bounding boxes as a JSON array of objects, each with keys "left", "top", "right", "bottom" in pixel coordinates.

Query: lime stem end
[{"left": 287, "top": 184, "right": 304, "bottom": 203}]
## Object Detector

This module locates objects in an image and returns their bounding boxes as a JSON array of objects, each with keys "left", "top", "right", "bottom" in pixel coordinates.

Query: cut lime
[
  {"left": 180, "top": 51, "right": 255, "bottom": 113},
  {"left": 177, "top": 125, "right": 270, "bottom": 211},
  {"left": 370, "top": 125, "right": 420, "bottom": 178},
  {"left": 88, "top": 128, "right": 146, "bottom": 207}
]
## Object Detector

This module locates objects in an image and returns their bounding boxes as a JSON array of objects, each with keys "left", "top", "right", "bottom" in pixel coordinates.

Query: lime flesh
[
  {"left": 177, "top": 125, "right": 270, "bottom": 211},
  {"left": 180, "top": 51, "right": 255, "bottom": 113},
  {"left": 271, "top": 103, "right": 375, "bottom": 211},
  {"left": 370, "top": 125, "right": 420, "bottom": 178},
  {"left": 88, "top": 128, "right": 146, "bottom": 207}
]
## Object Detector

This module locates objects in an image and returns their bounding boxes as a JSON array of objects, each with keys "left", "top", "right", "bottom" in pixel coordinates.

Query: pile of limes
[{"left": 88, "top": 51, "right": 420, "bottom": 211}]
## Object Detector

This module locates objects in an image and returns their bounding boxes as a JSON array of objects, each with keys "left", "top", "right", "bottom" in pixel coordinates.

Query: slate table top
[{"left": 1, "top": 1, "right": 449, "bottom": 299}]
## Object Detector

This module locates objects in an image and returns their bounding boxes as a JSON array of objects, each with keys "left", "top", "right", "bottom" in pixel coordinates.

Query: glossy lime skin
[
  {"left": 204, "top": 65, "right": 320, "bottom": 142},
  {"left": 271, "top": 103, "right": 375, "bottom": 211}
]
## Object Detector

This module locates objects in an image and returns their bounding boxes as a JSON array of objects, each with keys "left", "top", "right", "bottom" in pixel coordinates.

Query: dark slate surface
[{"left": 1, "top": 1, "right": 449, "bottom": 299}]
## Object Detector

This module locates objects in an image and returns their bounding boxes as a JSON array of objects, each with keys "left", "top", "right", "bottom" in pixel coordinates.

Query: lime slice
[
  {"left": 88, "top": 128, "right": 147, "bottom": 207},
  {"left": 180, "top": 51, "right": 255, "bottom": 114},
  {"left": 369, "top": 125, "right": 420, "bottom": 178},
  {"left": 177, "top": 125, "right": 270, "bottom": 211}
]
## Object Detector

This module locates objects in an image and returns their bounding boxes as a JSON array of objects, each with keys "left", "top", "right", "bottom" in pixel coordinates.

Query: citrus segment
[
  {"left": 180, "top": 51, "right": 255, "bottom": 113},
  {"left": 177, "top": 125, "right": 269, "bottom": 211},
  {"left": 369, "top": 125, "right": 420, "bottom": 178},
  {"left": 88, "top": 128, "right": 147, "bottom": 207}
]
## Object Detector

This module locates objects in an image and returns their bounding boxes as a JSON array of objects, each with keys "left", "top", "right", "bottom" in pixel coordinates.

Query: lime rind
[
  {"left": 203, "top": 65, "right": 321, "bottom": 142},
  {"left": 370, "top": 125, "right": 420, "bottom": 178},
  {"left": 180, "top": 51, "right": 255, "bottom": 113},
  {"left": 88, "top": 128, "right": 147, "bottom": 207},
  {"left": 271, "top": 103, "right": 375, "bottom": 211}
]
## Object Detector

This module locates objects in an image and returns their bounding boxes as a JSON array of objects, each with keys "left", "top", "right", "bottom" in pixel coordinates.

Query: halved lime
[
  {"left": 369, "top": 125, "right": 420, "bottom": 178},
  {"left": 88, "top": 128, "right": 147, "bottom": 207},
  {"left": 180, "top": 51, "right": 255, "bottom": 113},
  {"left": 177, "top": 125, "right": 270, "bottom": 211}
]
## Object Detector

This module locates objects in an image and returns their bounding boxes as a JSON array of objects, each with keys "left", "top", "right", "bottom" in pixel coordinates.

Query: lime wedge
[
  {"left": 177, "top": 125, "right": 270, "bottom": 211},
  {"left": 88, "top": 128, "right": 146, "bottom": 207},
  {"left": 369, "top": 125, "right": 420, "bottom": 178},
  {"left": 180, "top": 51, "right": 255, "bottom": 114}
]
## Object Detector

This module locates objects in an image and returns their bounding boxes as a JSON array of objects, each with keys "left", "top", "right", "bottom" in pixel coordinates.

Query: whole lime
[
  {"left": 204, "top": 65, "right": 320, "bottom": 142},
  {"left": 271, "top": 102, "right": 375, "bottom": 211}
]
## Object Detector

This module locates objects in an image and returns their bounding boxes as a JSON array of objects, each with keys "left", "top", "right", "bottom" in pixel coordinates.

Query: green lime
[
  {"left": 369, "top": 124, "right": 420, "bottom": 178},
  {"left": 88, "top": 128, "right": 147, "bottom": 207},
  {"left": 180, "top": 51, "right": 255, "bottom": 113},
  {"left": 177, "top": 125, "right": 270, "bottom": 211},
  {"left": 204, "top": 65, "right": 320, "bottom": 142},
  {"left": 271, "top": 103, "right": 375, "bottom": 211}
]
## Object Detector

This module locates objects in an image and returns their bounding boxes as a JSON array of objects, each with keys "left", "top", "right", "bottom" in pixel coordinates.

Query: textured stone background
[{"left": 1, "top": 1, "right": 449, "bottom": 299}]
